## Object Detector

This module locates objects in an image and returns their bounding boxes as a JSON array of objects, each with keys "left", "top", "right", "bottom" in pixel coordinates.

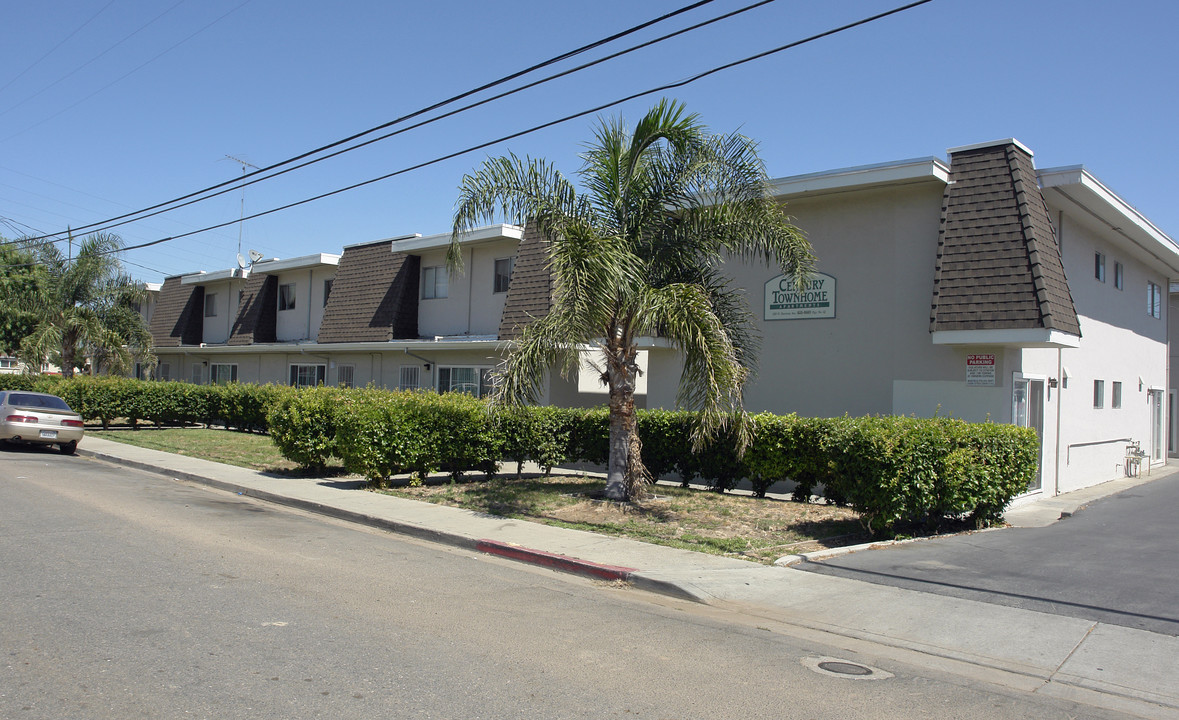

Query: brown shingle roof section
[
  {"left": 228, "top": 274, "right": 277, "bottom": 345},
  {"left": 930, "top": 143, "right": 1080, "bottom": 336},
  {"left": 317, "top": 240, "right": 420, "bottom": 343},
  {"left": 498, "top": 224, "right": 552, "bottom": 340},
  {"left": 149, "top": 276, "right": 204, "bottom": 347}
]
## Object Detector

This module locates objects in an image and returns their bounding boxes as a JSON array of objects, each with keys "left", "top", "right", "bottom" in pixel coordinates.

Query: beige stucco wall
[{"left": 416, "top": 240, "right": 516, "bottom": 338}]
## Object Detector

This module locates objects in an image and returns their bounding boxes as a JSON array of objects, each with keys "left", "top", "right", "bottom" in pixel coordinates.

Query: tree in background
[
  {"left": 0, "top": 243, "right": 43, "bottom": 359},
  {"left": 451, "top": 99, "right": 813, "bottom": 500},
  {"left": 2, "top": 232, "right": 154, "bottom": 378}
]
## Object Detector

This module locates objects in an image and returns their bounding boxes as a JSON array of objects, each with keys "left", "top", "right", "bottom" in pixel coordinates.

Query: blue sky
[{"left": 1, "top": 0, "right": 1175, "bottom": 283}]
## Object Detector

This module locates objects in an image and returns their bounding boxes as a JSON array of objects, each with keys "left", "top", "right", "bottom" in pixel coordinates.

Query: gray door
[{"left": 1013, "top": 378, "right": 1045, "bottom": 492}]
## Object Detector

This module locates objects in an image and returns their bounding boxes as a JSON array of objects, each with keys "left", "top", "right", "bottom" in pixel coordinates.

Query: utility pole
[{"left": 224, "top": 155, "right": 259, "bottom": 259}]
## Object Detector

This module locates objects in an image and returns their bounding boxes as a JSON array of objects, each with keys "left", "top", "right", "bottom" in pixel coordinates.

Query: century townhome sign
[{"left": 764, "top": 271, "right": 836, "bottom": 320}]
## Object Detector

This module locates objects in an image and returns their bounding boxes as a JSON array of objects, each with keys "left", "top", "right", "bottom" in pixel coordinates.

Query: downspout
[
  {"left": 466, "top": 247, "right": 473, "bottom": 335},
  {"left": 1055, "top": 347, "right": 1063, "bottom": 497},
  {"left": 306, "top": 269, "right": 314, "bottom": 341}
]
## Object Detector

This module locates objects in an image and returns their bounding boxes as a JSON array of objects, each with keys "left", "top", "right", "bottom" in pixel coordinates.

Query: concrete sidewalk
[{"left": 77, "top": 436, "right": 1179, "bottom": 719}]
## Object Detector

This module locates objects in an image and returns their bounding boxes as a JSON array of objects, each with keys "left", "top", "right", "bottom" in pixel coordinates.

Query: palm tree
[
  {"left": 6, "top": 232, "right": 153, "bottom": 378},
  {"left": 451, "top": 99, "right": 813, "bottom": 500}
]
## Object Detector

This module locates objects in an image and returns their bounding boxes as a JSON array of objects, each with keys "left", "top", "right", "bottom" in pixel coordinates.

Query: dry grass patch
[
  {"left": 89, "top": 427, "right": 347, "bottom": 476},
  {"left": 382, "top": 475, "right": 865, "bottom": 564}
]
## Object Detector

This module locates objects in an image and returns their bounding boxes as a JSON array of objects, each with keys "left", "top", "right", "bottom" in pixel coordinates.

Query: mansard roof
[
  {"left": 148, "top": 276, "right": 204, "bottom": 347},
  {"left": 317, "top": 240, "right": 419, "bottom": 343}
]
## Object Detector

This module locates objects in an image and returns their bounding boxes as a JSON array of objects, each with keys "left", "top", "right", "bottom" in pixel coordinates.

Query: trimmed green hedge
[{"left": 0, "top": 374, "right": 1037, "bottom": 533}]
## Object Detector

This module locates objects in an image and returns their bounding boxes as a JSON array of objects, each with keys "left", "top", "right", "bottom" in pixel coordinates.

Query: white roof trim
[
  {"left": 181, "top": 269, "right": 237, "bottom": 285},
  {"left": 154, "top": 339, "right": 509, "bottom": 355},
  {"left": 1038, "top": 165, "right": 1179, "bottom": 273},
  {"left": 947, "top": 138, "right": 1034, "bottom": 157},
  {"left": 343, "top": 233, "right": 420, "bottom": 250},
  {"left": 252, "top": 253, "right": 340, "bottom": 273},
  {"left": 931, "top": 328, "right": 1081, "bottom": 349},
  {"left": 768, "top": 157, "right": 949, "bottom": 199},
  {"left": 392, "top": 224, "right": 524, "bottom": 253}
]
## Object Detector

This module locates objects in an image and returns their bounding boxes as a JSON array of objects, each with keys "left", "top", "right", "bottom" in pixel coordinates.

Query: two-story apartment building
[{"left": 146, "top": 138, "right": 1178, "bottom": 499}]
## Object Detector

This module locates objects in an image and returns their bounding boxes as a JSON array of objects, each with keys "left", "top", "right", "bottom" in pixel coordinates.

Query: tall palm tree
[
  {"left": 7, "top": 232, "right": 153, "bottom": 378},
  {"left": 451, "top": 100, "right": 813, "bottom": 500}
]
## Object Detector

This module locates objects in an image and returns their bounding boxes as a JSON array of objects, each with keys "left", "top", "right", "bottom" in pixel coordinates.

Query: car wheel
[{"left": 60, "top": 441, "right": 78, "bottom": 455}]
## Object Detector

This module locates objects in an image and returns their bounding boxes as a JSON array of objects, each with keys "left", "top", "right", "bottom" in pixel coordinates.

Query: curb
[{"left": 76, "top": 447, "right": 702, "bottom": 597}]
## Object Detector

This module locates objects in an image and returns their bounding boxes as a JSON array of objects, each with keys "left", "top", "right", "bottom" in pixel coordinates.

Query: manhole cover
[
  {"left": 802, "top": 656, "right": 893, "bottom": 681},
  {"left": 818, "top": 661, "right": 873, "bottom": 676}
]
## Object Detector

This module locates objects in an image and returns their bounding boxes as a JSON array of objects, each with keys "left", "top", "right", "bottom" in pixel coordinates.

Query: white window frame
[
  {"left": 279, "top": 283, "right": 297, "bottom": 311},
  {"left": 494, "top": 257, "right": 514, "bottom": 294},
  {"left": 422, "top": 266, "right": 448, "bottom": 299},
  {"left": 209, "top": 363, "right": 238, "bottom": 385},
  {"left": 1093, "top": 379, "right": 1105, "bottom": 409},
  {"left": 288, "top": 363, "right": 326, "bottom": 388},
  {"left": 204, "top": 293, "right": 217, "bottom": 317},
  {"left": 0, "top": 357, "right": 17, "bottom": 369},
  {"left": 336, "top": 364, "right": 355, "bottom": 388},
  {"left": 437, "top": 366, "right": 493, "bottom": 397},
  {"left": 1112, "top": 381, "right": 1123, "bottom": 409},
  {"left": 1094, "top": 252, "right": 1105, "bottom": 282},
  {"left": 1114, "top": 261, "right": 1124, "bottom": 290},
  {"left": 399, "top": 365, "right": 421, "bottom": 390},
  {"left": 190, "top": 364, "right": 204, "bottom": 385}
]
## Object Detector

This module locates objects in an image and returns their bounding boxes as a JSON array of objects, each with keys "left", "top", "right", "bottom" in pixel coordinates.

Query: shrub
[{"left": 267, "top": 385, "right": 340, "bottom": 470}]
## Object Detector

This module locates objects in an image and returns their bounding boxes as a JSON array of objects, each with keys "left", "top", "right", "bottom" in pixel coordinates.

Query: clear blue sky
[{"left": 1, "top": 0, "right": 1175, "bottom": 283}]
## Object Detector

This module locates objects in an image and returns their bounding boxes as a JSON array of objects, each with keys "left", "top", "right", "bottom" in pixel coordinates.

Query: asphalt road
[
  {"left": 0, "top": 446, "right": 1141, "bottom": 719},
  {"left": 798, "top": 471, "right": 1179, "bottom": 636}
]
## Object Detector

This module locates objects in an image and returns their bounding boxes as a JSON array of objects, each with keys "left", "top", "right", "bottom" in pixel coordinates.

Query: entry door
[
  {"left": 1013, "top": 379, "right": 1045, "bottom": 492},
  {"left": 1149, "top": 389, "right": 1164, "bottom": 462}
]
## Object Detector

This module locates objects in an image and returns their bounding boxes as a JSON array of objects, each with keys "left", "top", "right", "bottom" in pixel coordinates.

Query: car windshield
[{"left": 8, "top": 393, "right": 72, "bottom": 411}]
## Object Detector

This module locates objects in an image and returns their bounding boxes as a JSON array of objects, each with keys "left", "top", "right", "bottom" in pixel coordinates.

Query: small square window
[
  {"left": 494, "top": 257, "right": 514, "bottom": 293},
  {"left": 1093, "top": 379, "right": 1105, "bottom": 409},
  {"left": 1112, "top": 381, "right": 1122, "bottom": 409},
  {"left": 289, "top": 364, "right": 326, "bottom": 387},
  {"left": 337, "top": 364, "right": 354, "bottom": 388},
  {"left": 1095, "top": 252, "right": 1105, "bottom": 282},
  {"left": 422, "top": 266, "right": 448, "bottom": 299},
  {"left": 210, "top": 363, "right": 238, "bottom": 385},
  {"left": 399, "top": 365, "right": 420, "bottom": 390},
  {"left": 279, "top": 283, "right": 296, "bottom": 311},
  {"left": 204, "top": 293, "right": 217, "bottom": 317},
  {"left": 1114, "top": 262, "right": 1123, "bottom": 290}
]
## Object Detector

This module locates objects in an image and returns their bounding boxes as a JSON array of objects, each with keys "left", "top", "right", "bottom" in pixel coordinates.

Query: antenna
[
  {"left": 236, "top": 253, "right": 247, "bottom": 269},
  {"left": 225, "top": 154, "right": 259, "bottom": 260},
  {"left": 249, "top": 249, "right": 264, "bottom": 263}
]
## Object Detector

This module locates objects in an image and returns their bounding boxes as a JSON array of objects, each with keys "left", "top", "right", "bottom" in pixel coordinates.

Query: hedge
[{"left": 0, "top": 374, "right": 1038, "bottom": 533}]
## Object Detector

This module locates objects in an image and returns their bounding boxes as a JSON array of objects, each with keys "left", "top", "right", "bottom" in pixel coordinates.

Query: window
[
  {"left": 399, "top": 365, "right": 421, "bottom": 390},
  {"left": 1112, "top": 381, "right": 1123, "bottom": 409},
  {"left": 336, "top": 364, "right": 354, "bottom": 388},
  {"left": 1095, "top": 252, "right": 1105, "bottom": 282},
  {"left": 323, "top": 278, "right": 334, "bottom": 306},
  {"left": 494, "top": 257, "right": 514, "bottom": 293},
  {"left": 190, "top": 364, "right": 204, "bottom": 385},
  {"left": 0, "top": 357, "right": 17, "bottom": 369},
  {"left": 289, "top": 364, "right": 326, "bottom": 387},
  {"left": 157, "top": 362, "right": 171, "bottom": 381},
  {"left": 204, "top": 293, "right": 217, "bottom": 317},
  {"left": 279, "top": 283, "right": 296, "bottom": 311},
  {"left": 438, "top": 366, "right": 492, "bottom": 397},
  {"left": 1115, "top": 262, "right": 1124, "bottom": 290},
  {"left": 422, "top": 266, "right": 448, "bottom": 299},
  {"left": 210, "top": 363, "right": 238, "bottom": 385},
  {"left": 1093, "top": 379, "right": 1104, "bottom": 409},
  {"left": 1148, "top": 282, "right": 1162, "bottom": 319}
]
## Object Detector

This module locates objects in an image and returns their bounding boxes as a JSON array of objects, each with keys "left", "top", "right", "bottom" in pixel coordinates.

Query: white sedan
[{"left": 0, "top": 390, "right": 85, "bottom": 454}]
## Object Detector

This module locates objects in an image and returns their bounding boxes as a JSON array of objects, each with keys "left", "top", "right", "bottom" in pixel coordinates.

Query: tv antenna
[{"left": 225, "top": 154, "right": 259, "bottom": 261}]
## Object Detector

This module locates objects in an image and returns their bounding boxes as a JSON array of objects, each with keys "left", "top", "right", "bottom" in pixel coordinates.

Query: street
[{"left": 1, "top": 448, "right": 1142, "bottom": 719}]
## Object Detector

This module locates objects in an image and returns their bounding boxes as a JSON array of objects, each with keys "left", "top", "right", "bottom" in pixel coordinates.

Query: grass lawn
[{"left": 92, "top": 426, "right": 867, "bottom": 563}]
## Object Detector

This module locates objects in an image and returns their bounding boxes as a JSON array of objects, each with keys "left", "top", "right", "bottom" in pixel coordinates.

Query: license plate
[{"left": 39, "top": 430, "right": 57, "bottom": 439}]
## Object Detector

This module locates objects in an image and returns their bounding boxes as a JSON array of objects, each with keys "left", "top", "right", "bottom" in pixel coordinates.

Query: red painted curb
[{"left": 476, "top": 539, "right": 637, "bottom": 581}]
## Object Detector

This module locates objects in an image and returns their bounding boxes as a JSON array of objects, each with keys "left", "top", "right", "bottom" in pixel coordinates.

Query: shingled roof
[
  {"left": 317, "top": 240, "right": 419, "bottom": 343},
  {"left": 498, "top": 224, "right": 552, "bottom": 340},
  {"left": 148, "top": 276, "right": 204, "bottom": 347},
  {"left": 228, "top": 273, "right": 277, "bottom": 345},
  {"left": 930, "top": 141, "right": 1080, "bottom": 337}
]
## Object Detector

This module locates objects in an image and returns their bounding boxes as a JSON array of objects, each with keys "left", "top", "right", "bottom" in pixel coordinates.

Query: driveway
[{"left": 796, "top": 469, "right": 1179, "bottom": 636}]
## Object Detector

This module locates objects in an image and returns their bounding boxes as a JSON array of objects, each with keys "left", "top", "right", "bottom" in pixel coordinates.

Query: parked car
[{"left": 0, "top": 390, "right": 85, "bottom": 454}]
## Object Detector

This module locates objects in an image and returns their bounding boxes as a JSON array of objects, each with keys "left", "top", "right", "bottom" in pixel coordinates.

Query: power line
[
  {"left": 18, "top": 0, "right": 724, "bottom": 243},
  {"left": 33, "top": 0, "right": 780, "bottom": 242},
  {"left": 3, "top": 0, "right": 935, "bottom": 269}
]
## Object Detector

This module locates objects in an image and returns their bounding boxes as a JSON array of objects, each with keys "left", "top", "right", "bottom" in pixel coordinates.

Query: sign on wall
[
  {"left": 966, "top": 353, "right": 996, "bottom": 386},
  {"left": 764, "top": 272, "right": 836, "bottom": 321}
]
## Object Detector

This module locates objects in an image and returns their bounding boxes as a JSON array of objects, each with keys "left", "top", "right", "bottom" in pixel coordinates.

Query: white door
[
  {"left": 1149, "top": 389, "right": 1164, "bottom": 463},
  {"left": 1013, "top": 378, "right": 1045, "bottom": 492}
]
